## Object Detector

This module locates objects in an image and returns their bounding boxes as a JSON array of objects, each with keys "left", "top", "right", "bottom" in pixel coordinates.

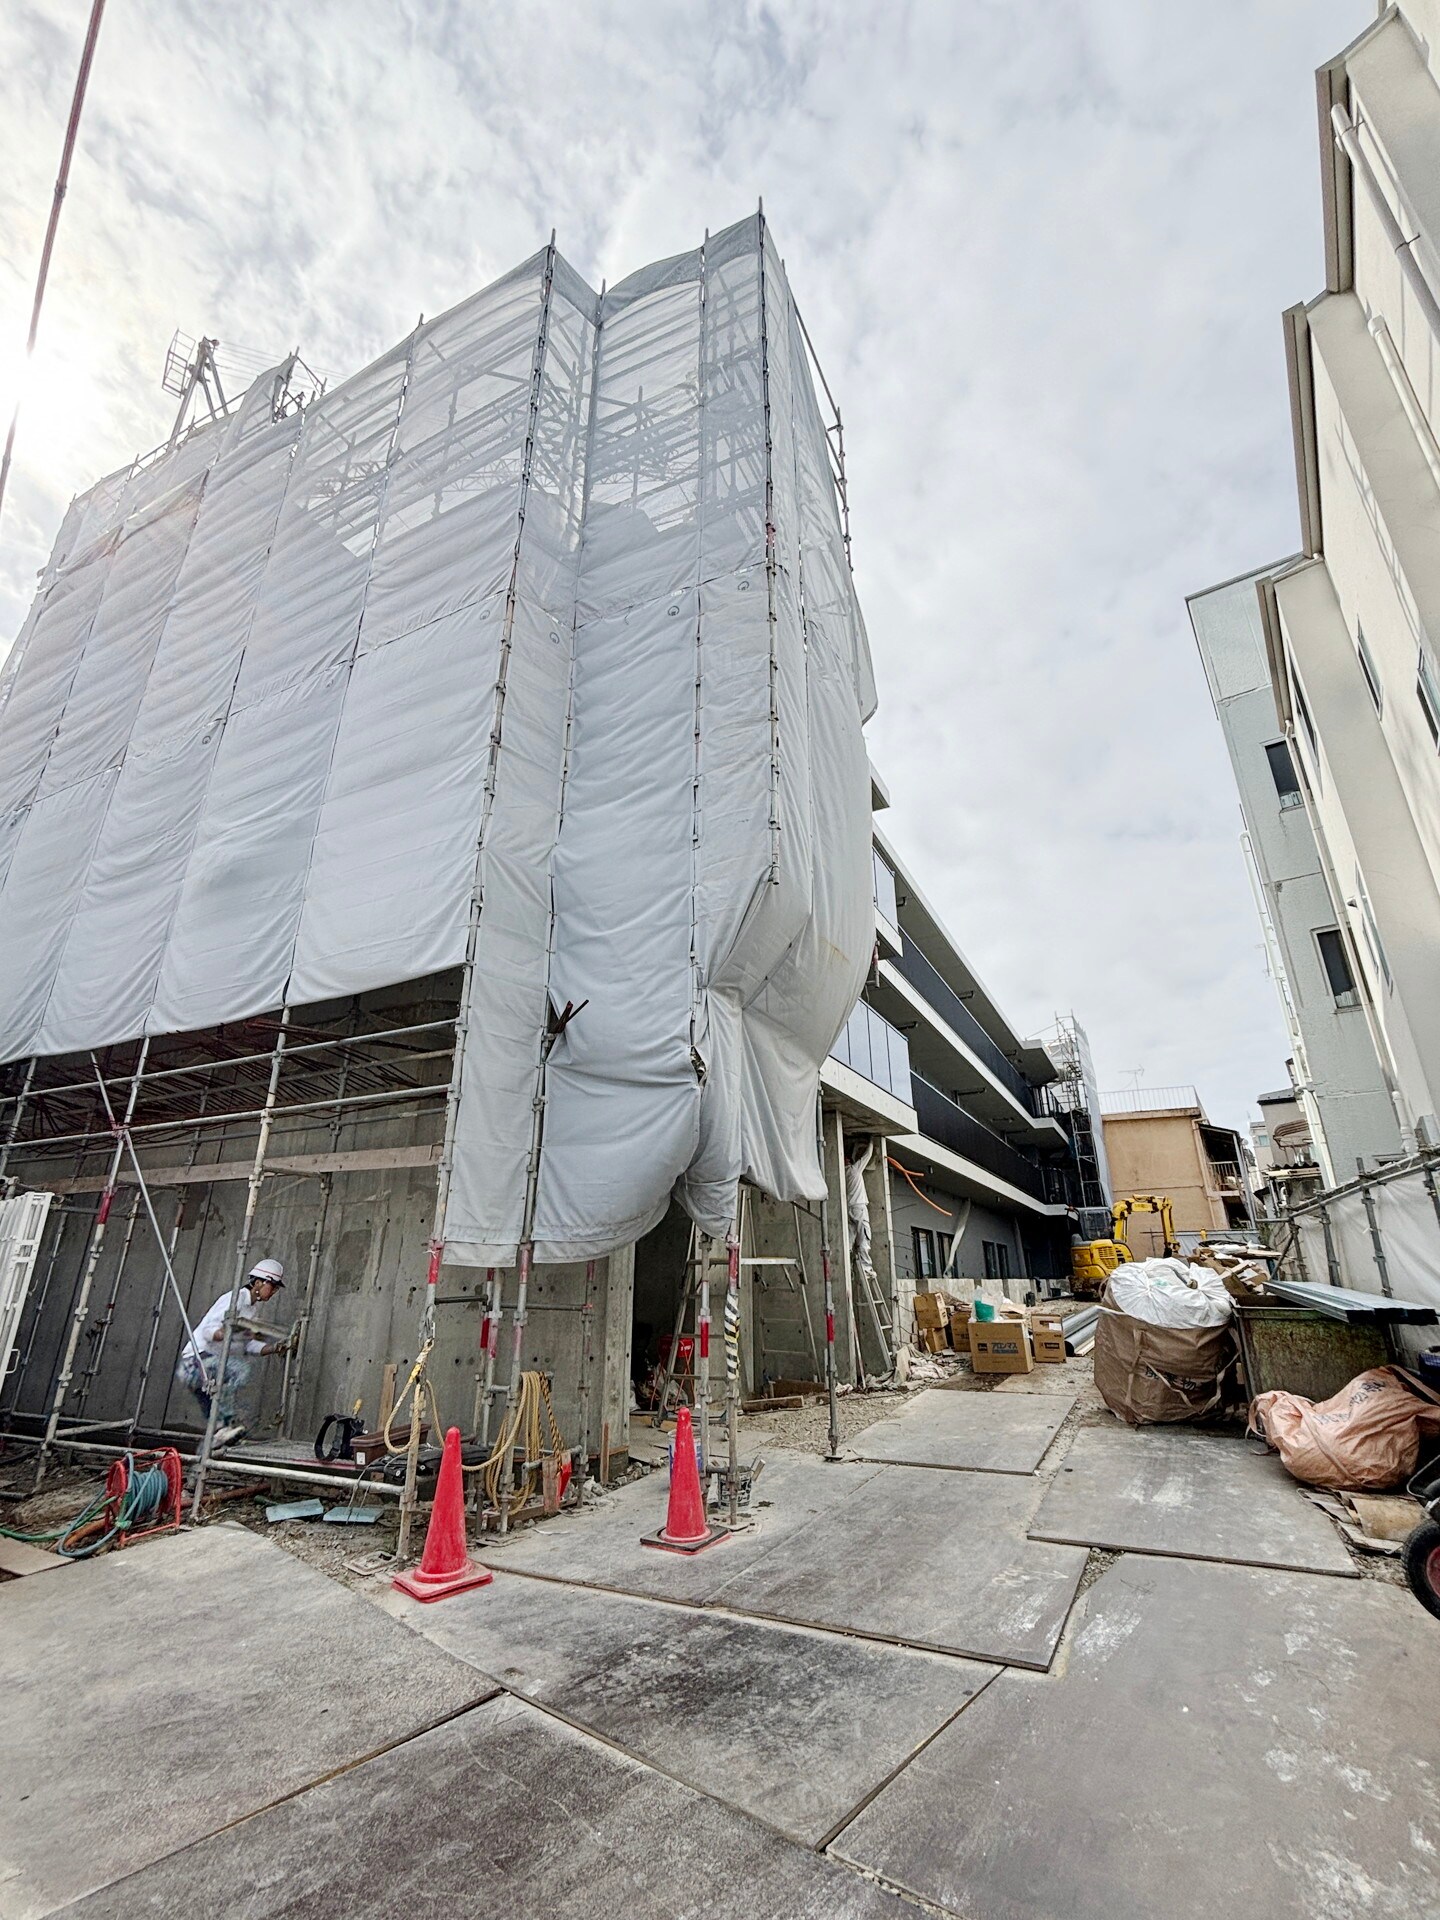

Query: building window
[
  {"left": 1353, "top": 870, "right": 1392, "bottom": 993},
  {"left": 912, "top": 1227, "right": 952, "bottom": 1280},
  {"left": 1263, "top": 740, "right": 1304, "bottom": 810},
  {"left": 982, "top": 1240, "right": 1011, "bottom": 1282},
  {"left": 1356, "top": 625, "right": 1383, "bottom": 715},
  {"left": 1315, "top": 927, "right": 1359, "bottom": 1009},
  {"left": 1417, "top": 648, "right": 1440, "bottom": 748},
  {"left": 1294, "top": 681, "right": 1317, "bottom": 754}
]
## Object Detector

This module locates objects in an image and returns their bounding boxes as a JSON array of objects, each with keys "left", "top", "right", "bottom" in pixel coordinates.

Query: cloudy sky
[{"left": 0, "top": 0, "right": 1365, "bottom": 1126}]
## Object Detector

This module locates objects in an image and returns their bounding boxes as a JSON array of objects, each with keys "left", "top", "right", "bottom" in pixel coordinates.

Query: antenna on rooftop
[
  {"left": 160, "top": 334, "right": 325, "bottom": 447},
  {"left": 161, "top": 333, "right": 229, "bottom": 446}
]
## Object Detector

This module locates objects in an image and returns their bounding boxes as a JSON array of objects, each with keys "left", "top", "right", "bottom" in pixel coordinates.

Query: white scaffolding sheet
[{"left": 0, "top": 216, "right": 876, "bottom": 1261}]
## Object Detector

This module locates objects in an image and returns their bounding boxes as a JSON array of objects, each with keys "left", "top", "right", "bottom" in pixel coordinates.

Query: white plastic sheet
[{"left": 0, "top": 216, "right": 876, "bottom": 1264}]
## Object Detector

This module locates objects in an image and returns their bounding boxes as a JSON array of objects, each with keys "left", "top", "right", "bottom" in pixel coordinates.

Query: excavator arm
[{"left": 1110, "top": 1194, "right": 1179, "bottom": 1258}]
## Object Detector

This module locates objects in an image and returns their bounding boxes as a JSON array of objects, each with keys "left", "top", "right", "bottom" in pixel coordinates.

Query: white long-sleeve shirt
[{"left": 185, "top": 1286, "right": 267, "bottom": 1363}]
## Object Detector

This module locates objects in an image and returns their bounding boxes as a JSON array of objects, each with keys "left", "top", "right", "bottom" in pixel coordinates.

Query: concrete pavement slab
[
  {"left": 832, "top": 1555, "right": 1440, "bottom": 1920},
  {"left": 481, "top": 1446, "right": 883, "bottom": 1604},
  {"left": 69, "top": 1694, "right": 914, "bottom": 1920},
  {"left": 0, "top": 1524, "right": 490, "bottom": 1917},
  {"left": 711, "top": 1465, "right": 1087, "bottom": 1665},
  {"left": 385, "top": 1568, "right": 996, "bottom": 1843},
  {"left": 848, "top": 1387, "right": 1075, "bottom": 1473},
  {"left": 1027, "top": 1424, "right": 1357, "bottom": 1574}
]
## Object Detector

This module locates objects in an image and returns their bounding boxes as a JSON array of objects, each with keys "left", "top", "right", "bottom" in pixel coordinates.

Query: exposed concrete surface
[
  {"left": 0, "top": 1524, "right": 490, "bottom": 1918},
  {"left": 710, "top": 1464, "right": 1087, "bottom": 1666},
  {"left": 68, "top": 1695, "right": 913, "bottom": 1920},
  {"left": 482, "top": 1447, "right": 884, "bottom": 1603},
  {"left": 1028, "top": 1424, "right": 1358, "bottom": 1575},
  {"left": 384, "top": 1568, "right": 997, "bottom": 1843},
  {"left": 832, "top": 1555, "right": 1440, "bottom": 1920},
  {"left": 484, "top": 1448, "right": 1084, "bottom": 1666},
  {"left": 847, "top": 1386, "right": 1076, "bottom": 1473}
]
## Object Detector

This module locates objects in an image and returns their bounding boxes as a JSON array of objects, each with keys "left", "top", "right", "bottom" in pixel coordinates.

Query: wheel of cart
[{"left": 1403, "top": 1455, "right": 1440, "bottom": 1622}]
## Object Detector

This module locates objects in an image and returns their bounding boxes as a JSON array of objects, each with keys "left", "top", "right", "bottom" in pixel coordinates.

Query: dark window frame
[
  {"left": 981, "top": 1239, "right": 1011, "bottom": 1282},
  {"left": 1314, "top": 926, "right": 1359, "bottom": 1008},
  {"left": 1263, "top": 738, "right": 1303, "bottom": 809}
]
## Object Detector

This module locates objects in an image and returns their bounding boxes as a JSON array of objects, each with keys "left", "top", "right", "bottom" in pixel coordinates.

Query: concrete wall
[
  {"left": 888, "top": 1171, "right": 1030, "bottom": 1301},
  {"left": 4, "top": 1074, "right": 633, "bottom": 1471}
]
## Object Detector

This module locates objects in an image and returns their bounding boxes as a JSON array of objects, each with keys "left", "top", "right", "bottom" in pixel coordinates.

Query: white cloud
[{"left": 0, "top": 0, "right": 1366, "bottom": 1124}]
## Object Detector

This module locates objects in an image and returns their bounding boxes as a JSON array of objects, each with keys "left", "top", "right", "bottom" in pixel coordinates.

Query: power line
[{"left": 0, "top": 0, "right": 108, "bottom": 529}]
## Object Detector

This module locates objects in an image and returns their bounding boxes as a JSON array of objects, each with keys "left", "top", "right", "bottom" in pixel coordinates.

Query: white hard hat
[{"left": 249, "top": 1258, "right": 285, "bottom": 1286}]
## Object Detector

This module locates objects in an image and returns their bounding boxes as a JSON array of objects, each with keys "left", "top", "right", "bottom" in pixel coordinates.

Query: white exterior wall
[
  {"left": 1268, "top": 5, "right": 1440, "bottom": 1146},
  {"left": 1189, "top": 570, "right": 1400, "bottom": 1180}
]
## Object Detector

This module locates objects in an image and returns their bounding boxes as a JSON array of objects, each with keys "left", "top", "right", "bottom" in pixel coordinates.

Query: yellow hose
[{"left": 480, "top": 1370, "right": 564, "bottom": 1516}]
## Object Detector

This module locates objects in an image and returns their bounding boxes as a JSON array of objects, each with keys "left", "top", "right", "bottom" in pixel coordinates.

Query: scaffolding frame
[{"left": 0, "top": 996, "right": 460, "bottom": 1487}]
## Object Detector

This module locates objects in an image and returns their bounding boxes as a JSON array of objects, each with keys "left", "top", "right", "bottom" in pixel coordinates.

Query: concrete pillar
[
  {"left": 863, "top": 1139, "right": 902, "bottom": 1346},
  {"left": 599, "top": 1241, "right": 634, "bottom": 1476},
  {"left": 824, "top": 1108, "right": 859, "bottom": 1385}
]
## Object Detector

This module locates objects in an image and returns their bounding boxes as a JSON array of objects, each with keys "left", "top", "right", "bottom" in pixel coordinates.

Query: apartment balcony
[
  {"left": 830, "top": 998, "right": 912, "bottom": 1104},
  {"left": 1207, "top": 1160, "right": 1243, "bottom": 1193},
  {"left": 909, "top": 1073, "right": 1048, "bottom": 1201},
  {"left": 890, "top": 936, "right": 1036, "bottom": 1114}
]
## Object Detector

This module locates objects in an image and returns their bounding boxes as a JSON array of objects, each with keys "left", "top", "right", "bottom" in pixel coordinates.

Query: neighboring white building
[
  {"left": 1189, "top": 567, "right": 1402, "bottom": 1185},
  {"left": 1194, "top": 3, "right": 1440, "bottom": 1159},
  {"left": 1263, "top": 2, "right": 1440, "bottom": 1150}
]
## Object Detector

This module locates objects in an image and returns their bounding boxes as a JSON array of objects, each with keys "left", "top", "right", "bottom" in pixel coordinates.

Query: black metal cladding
[{"left": 894, "top": 936, "right": 1036, "bottom": 1114}]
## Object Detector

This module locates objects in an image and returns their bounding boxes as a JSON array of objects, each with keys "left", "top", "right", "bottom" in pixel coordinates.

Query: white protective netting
[{"left": 0, "top": 215, "right": 876, "bottom": 1262}]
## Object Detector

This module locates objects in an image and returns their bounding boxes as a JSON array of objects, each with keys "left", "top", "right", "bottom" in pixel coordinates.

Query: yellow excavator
[{"left": 1070, "top": 1194, "right": 1180, "bottom": 1295}]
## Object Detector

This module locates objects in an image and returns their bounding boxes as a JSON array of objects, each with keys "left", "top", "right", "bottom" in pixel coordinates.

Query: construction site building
[
  {"left": 0, "top": 212, "right": 1084, "bottom": 1485},
  {"left": 1099, "top": 1088, "right": 1255, "bottom": 1255}
]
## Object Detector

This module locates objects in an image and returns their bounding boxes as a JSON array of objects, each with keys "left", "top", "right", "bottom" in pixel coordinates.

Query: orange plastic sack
[{"left": 1250, "top": 1366, "right": 1440, "bottom": 1491}]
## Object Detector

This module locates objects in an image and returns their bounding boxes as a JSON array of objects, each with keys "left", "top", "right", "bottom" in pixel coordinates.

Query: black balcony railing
[
  {"left": 910, "top": 1074, "right": 1047, "bottom": 1199},
  {"left": 893, "top": 936, "right": 1036, "bottom": 1113}
]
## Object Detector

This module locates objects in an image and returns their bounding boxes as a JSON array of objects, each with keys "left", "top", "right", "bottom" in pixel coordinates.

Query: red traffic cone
[
  {"left": 641, "top": 1404, "right": 727, "bottom": 1555},
  {"left": 393, "top": 1426, "right": 494, "bottom": 1602}
]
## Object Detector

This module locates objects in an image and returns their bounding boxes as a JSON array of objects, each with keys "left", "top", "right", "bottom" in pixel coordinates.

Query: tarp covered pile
[{"left": 0, "top": 214, "right": 877, "bottom": 1264}]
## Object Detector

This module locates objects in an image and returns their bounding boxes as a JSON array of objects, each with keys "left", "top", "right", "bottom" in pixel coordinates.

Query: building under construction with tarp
[{"left": 0, "top": 212, "right": 899, "bottom": 1510}]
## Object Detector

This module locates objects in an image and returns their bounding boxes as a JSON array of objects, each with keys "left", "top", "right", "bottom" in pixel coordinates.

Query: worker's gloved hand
[{"left": 260, "top": 1335, "right": 296, "bottom": 1356}]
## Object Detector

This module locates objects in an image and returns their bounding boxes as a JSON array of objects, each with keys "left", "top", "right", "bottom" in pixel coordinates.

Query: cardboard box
[
  {"left": 969, "top": 1319, "right": 1034, "bottom": 1374},
  {"left": 1029, "top": 1313, "right": 1066, "bottom": 1365},
  {"left": 948, "top": 1305, "right": 972, "bottom": 1349},
  {"left": 913, "top": 1290, "right": 947, "bottom": 1331},
  {"left": 920, "top": 1326, "right": 948, "bottom": 1355}
]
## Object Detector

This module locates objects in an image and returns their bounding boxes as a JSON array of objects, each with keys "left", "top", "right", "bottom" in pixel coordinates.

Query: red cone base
[
  {"left": 393, "top": 1424, "right": 494, "bottom": 1602},
  {"left": 641, "top": 1405, "right": 727, "bottom": 1555}
]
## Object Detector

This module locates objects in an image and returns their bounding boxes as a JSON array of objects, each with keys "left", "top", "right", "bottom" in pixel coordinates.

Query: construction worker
[{"left": 175, "top": 1258, "right": 291, "bottom": 1449}]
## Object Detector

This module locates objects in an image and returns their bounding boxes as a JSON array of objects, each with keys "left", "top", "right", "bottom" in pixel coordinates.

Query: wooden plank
[{"left": 0, "top": 1539, "right": 71, "bottom": 1578}]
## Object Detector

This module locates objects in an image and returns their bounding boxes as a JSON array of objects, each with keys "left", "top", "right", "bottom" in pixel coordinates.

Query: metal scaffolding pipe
[
  {"left": 191, "top": 1010, "right": 291, "bottom": 1517},
  {"left": 33, "top": 1040, "right": 149, "bottom": 1489},
  {"left": 0, "top": 1017, "right": 457, "bottom": 1116},
  {"left": 17, "top": 1079, "right": 445, "bottom": 1157}
]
